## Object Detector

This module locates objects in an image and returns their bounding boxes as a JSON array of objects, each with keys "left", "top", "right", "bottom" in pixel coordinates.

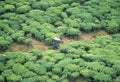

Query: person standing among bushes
[{"left": 53, "top": 37, "right": 62, "bottom": 50}]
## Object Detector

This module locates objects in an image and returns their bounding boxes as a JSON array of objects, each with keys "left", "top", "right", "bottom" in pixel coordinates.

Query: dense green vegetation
[
  {"left": 0, "top": 0, "right": 120, "bottom": 82},
  {"left": 0, "top": 35, "right": 120, "bottom": 82},
  {"left": 0, "top": 0, "right": 120, "bottom": 50}
]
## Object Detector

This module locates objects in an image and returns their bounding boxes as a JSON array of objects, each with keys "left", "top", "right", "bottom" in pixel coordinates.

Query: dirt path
[
  {"left": 7, "top": 38, "right": 49, "bottom": 52},
  {"left": 79, "top": 30, "right": 111, "bottom": 42},
  {"left": 0, "top": 30, "right": 111, "bottom": 53},
  {"left": 61, "top": 30, "right": 111, "bottom": 44}
]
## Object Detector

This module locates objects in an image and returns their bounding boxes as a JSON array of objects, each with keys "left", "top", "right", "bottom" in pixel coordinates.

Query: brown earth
[
  {"left": 0, "top": 30, "right": 111, "bottom": 53},
  {"left": 7, "top": 38, "right": 49, "bottom": 52}
]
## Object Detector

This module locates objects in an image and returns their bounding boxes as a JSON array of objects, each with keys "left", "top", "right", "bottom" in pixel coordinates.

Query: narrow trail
[
  {"left": 0, "top": 30, "right": 111, "bottom": 53},
  {"left": 61, "top": 30, "right": 111, "bottom": 45}
]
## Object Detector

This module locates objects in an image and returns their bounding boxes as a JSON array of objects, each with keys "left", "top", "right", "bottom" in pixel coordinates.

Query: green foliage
[
  {"left": 37, "top": 75, "right": 49, "bottom": 82},
  {"left": 24, "top": 61, "right": 47, "bottom": 75},
  {"left": 56, "top": 26, "right": 68, "bottom": 34},
  {"left": 61, "top": 12, "right": 68, "bottom": 18},
  {"left": 7, "top": 74, "right": 22, "bottom": 82},
  {"left": 31, "top": 1, "right": 43, "bottom": 9},
  {"left": 2, "top": 69, "right": 13, "bottom": 77},
  {"left": 0, "top": 0, "right": 120, "bottom": 82},
  {"left": 32, "top": 1, "right": 50, "bottom": 10},
  {"left": 0, "top": 37, "right": 11, "bottom": 50},
  {"left": 12, "top": 31, "right": 24, "bottom": 39},
  {"left": 47, "top": 7, "right": 62, "bottom": 16},
  {"left": 113, "top": 64, "right": 120, "bottom": 75},
  {"left": 0, "top": 6, "right": 5, "bottom": 14},
  {"left": 1, "top": 34, "right": 120, "bottom": 82},
  {"left": 21, "top": 77, "right": 37, "bottom": 82},
  {"left": 65, "top": 28, "right": 80, "bottom": 38},
  {"left": 0, "top": 76, "right": 4, "bottom": 82},
  {"left": 80, "top": 22, "right": 94, "bottom": 32},
  {"left": 4, "top": 5, "right": 15, "bottom": 12},
  {"left": 80, "top": 69, "right": 95, "bottom": 78},
  {"left": 116, "top": 76, "right": 120, "bottom": 82},
  {"left": 29, "top": 49, "right": 42, "bottom": 58},
  {"left": 52, "top": 67, "right": 62, "bottom": 74},
  {"left": 24, "top": 38, "right": 32, "bottom": 45},
  {"left": 16, "top": 5, "right": 31, "bottom": 13},
  {"left": 17, "top": 37, "right": 25, "bottom": 44},
  {"left": 93, "top": 72, "right": 112, "bottom": 82},
  {"left": 66, "top": 7, "right": 81, "bottom": 15},
  {"left": 12, "top": 63, "right": 37, "bottom": 78},
  {"left": 55, "top": 58, "right": 72, "bottom": 68},
  {"left": 0, "top": 0, "right": 119, "bottom": 51},
  {"left": 64, "top": 64, "right": 80, "bottom": 78},
  {"left": 0, "top": 62, "right": 5, "bottom": 72},
  {"left": 112, "top": 34, "right": 120, "bottom": 42},
  {"left": 71, "top": 72, "right": 79, "bottom": 78},
  {"left": 45, "top": 33, "right": 60, "bottom": 45},
  {"left": 24, "top": 53, "right": 37, "bottom": 61},
  {"left": 106, "top": 20, "right": 119, "bottom": 33}
]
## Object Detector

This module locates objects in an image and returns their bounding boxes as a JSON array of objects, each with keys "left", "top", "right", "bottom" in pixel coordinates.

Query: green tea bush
[
  {"left": 45, "top": 33, "right": 60, "bottom": 45},
  {"left": 93, "top": 72, "right": 112, "bottom": 82},
  {"left": 24, "top": 38, "right": 32, "bottom": 45},
  {"left": 4, "top": 5, "right": 15, "bottom": 12},
  {"left": 0, "top": 6, "right": 5, "bottom": 14},
  {"left": 116, "top": 76, "right": 120, "bottom": 82},
  {"left": 29, "top": 49, "right": 42, "bottom": 58},
  {"left": 106, "top": 20, "right": 119, "bottom": 33},
  {"left": 16, "top": 5, "right": 31, "bottom": 13},
  {"left": 80, "top": 69, "right": 95, "bottom": 78},
  {"left": 0, "top": 0, "right": 120, "bottom": 81},
  {"left": 0, "top": 37, "right": 11, "bottom": 50},
  {"left": 52, "top": 67, "right": 62, "bottom": 74},
  {"left": 17, "top": 37, "right": 25, "bottom": 44},
  {"left": 1, "top": 35, "right": 120, "bottom": 82},
  {"left": 112, "top": 34, "right": 120, "bottom": 42},
  {"left": 0, "top": 76, "right": 4, "bottom": 82},
  {"left": 0, "top": 62, "right": 4, "bottom": 72},
  {"left": 0, "top": 0, "right": 119, "bottom": 51},
  {"left": 7, "top": 74, "right": 22, "bottom": 82},
  {"left": 65, "top": 28, "right": 80, "bottom": 38}
]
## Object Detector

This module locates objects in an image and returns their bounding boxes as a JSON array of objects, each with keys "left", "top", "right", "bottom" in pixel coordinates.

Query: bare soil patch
[
  {"left": 0, "top": 30, "right": 111, "bottom": 53},
  {"left": 7, "top": 38, "right": 49, "bottom": 52},
  {"left": 79, "top": 30, "right": 111, "bottom": 42}
]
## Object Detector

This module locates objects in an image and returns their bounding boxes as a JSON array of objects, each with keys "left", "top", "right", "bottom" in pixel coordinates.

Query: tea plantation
[{"left": 0, "top": 0, "right": 120, "bottom": 82}]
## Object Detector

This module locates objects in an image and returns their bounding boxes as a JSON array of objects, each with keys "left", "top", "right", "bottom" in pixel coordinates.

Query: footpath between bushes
[{"left": 0, "top": 30, "right": 111, "bottom": 53}]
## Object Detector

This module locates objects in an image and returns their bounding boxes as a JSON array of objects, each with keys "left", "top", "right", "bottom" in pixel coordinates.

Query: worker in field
[{"left": 53, "top": 37, "right": 62, "bottom": 50}]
